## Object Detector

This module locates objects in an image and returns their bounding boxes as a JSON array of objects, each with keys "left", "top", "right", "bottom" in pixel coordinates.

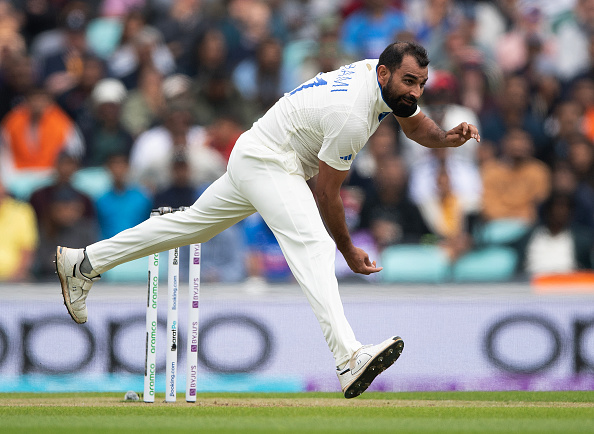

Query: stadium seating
[{"left": 380, "top": 244, "right": 450, "bottom": 283}]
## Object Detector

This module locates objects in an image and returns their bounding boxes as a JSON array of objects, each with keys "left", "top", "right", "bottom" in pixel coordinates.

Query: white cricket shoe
[
  {"left": 55, "top": 246, "right": 99, "bottom": 324},
  {"left": 337, "top": 336, "right": 404, "bottom": 399}
]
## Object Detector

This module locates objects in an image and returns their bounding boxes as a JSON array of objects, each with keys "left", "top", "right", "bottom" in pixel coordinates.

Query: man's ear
[{"left": 377, "top": 65, "right": 391, "bottom": 87}]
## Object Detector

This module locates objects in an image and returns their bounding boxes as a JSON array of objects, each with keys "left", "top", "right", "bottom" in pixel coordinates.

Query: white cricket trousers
[{"left": 86, "top": 131, "right": 362, "bottom": 367}]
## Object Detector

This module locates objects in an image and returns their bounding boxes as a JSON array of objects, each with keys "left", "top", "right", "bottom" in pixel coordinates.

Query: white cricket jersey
[{"left": 249, "top": 59, "right": 420, "bottom": 179}]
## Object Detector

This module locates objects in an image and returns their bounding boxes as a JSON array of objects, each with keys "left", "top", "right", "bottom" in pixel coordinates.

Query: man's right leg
[{"left": 57, "top": 173, "right": 255, "bottom": 323}]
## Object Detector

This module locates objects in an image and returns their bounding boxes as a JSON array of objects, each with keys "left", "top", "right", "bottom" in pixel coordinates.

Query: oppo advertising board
[{"left": 0, "top": 286, "right": 593, "bottom": 393}]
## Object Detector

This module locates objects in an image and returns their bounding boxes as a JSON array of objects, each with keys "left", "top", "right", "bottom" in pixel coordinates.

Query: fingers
[
  {"left": 360, "top": 265, "right": 383, "bottom": 275},
  {"left": 451, "top": 123, "right": 481, "bottom": 144},
  {"left": 461, "top": 122, "right": 468, "bottom": 137}
]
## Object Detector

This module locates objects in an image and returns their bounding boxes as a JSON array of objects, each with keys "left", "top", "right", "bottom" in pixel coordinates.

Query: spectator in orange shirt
[
  {"left": 481, "top": 128, "right": 551, "bottom": 224},
  {"left": 0, "top": 88, "right": 84, "bottom": 193}
]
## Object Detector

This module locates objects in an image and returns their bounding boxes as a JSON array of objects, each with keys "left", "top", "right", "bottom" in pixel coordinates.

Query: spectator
[
  {"left": 37, "top": 3, "right": 95, "bottom": 97},
  {"left": 96, "top": 153, "right": 152, "bottom": 239},
  {"left": 0, "top": 88, "right": 84, "bottom": 191},
  {"left": 83, "top": 78, "right": 133, "bottom": 166},
  {"left": 35, "top": 184, "right": 98, "bottom": 279},
  {"left": 567, "top": 135, "right": 594, "bottom": 193},
  {"left": 480, "top": 74, "right": 549, "bottom": 157},
  {"left": 192, "top": 68, "right": 256, "bottom": 128},
  {"left": 153, "top": 153, "right": 197, "bottom": 208},
  {"left": 56, "top": 54, "right": 106, "bottom": 124},
  {"left": 572, "top": 78, "right": 594, "bottom": 143},
  {"left": 346, "top": 117, "right": 399, "bottom": 197},
  {"left": 0, "top": 179, "right": 38, "bottom": 281},
  {"left": 340, "top": 0, "right": 406, "bottom": 59},
  {"left": 205, "top": 115, "right": 244, "bottom": 162},
  {"left": 406, "top": 0, "right": 463, "bottom": 65},
  {"left": 120, "top": 66, "right": 165, "bottom": 138},
  {"left": 219, "top": 0, "right": 287, "bottom": 68},
  {"left": 232, "top": 37, "right": 290, "bottom": 115},
  {"left": 551, "top": 159, "right": 594, "bottom": 229},
  {"left": 525, "top": 192, "right": 594, "bottom": 275},
  {"left": 129, "top": 102, "right": 225, "bottom": 192},
  {"left": 553, "top": 0, "right": 594, "bottom": 82},
  {"left": 20, "top": 0, "right": 61, "bottom": 47},
  {"left": 29, "top": 151, "right": 95, "bottom": 229},
  {"left": 481, "top": 128, "right": 551, "bottom": 225},
  {"left": 417, "top": 165, "right": 473, "bottom": 261},
  {"left": 0, "top": 0, "right": 26, "bottom": 68},
  {"left": 188, "top": 27, "right": 229, "bottom": 85},
  {"left": 154, "top": 0, "right": 206, "bottom": 72},
  {"left": 547, "top": 100, "right": 584, "bottom": 163},
  {"left": 358, "top": 156, "right": 431, "bottom": 247},
  {"left": 0, "top": 54, "right": 35, "bottom": 122},
  {"left": 109, "top": 25, "right": 176, "bottom": 89}
]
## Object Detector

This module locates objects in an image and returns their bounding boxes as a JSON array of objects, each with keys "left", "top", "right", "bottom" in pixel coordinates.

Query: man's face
[{"left": 379, "top": 55, "right": 428, "bottom": 117}]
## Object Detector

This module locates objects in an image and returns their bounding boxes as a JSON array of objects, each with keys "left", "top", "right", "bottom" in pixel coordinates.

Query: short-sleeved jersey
[{"left": 249, "top": 59, "right": 419, "bottom": 179}]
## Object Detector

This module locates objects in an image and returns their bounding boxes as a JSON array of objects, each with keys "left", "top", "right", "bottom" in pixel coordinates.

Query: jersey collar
[{"left": 373, "top": 62, "right": 393, "bottom": 117}]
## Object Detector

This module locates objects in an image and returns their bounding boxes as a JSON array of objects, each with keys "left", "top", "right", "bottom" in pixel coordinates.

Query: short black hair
[{"left": 378, "top": 41, "right": 429, "bottom": 72}]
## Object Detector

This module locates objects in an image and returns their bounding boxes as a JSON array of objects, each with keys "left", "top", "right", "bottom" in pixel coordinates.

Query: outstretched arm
[
  {"left": 395, "top": 111, "right": 480, "bottom": 148},
  {"left": 315, "top": 161, "right": 382, "bottom": 275}
]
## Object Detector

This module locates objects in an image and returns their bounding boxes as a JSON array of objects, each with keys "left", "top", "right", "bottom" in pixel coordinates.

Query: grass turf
[{"left": 1, "top": 391, "right": 593, "bottom": 433}]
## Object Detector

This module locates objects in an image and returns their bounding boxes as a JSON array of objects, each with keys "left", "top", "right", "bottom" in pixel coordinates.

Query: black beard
[
  {"left": 380, "top": 78, "right": 418, "bottom": 117},
  {"left": 382, "top": 89, "right": 418, "bottom": 117}
]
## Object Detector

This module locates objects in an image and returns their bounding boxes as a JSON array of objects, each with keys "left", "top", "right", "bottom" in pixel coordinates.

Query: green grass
[{"left": 1, "top": 391, "right": 593, "bottom": 433}]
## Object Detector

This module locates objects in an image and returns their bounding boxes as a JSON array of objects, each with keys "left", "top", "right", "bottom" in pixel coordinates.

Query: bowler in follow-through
[{"left": 56, "top": 41, "right": 479, "bottom": 399}]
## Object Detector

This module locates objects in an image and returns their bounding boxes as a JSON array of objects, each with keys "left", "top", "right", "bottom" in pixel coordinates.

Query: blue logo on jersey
[
  {"left": 331, "top": 63, "right": 356, "bottom": 93},
  {"left": 340, "top": 154, "right": 353, "bottom": 161},
  {"left": 289, "top": 74, "right": 328, "bottom": 95},
  {"left": 378, "top": 112, "right": 391, "bottom": 122}
]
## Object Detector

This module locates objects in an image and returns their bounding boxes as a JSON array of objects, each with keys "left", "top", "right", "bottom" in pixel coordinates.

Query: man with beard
[{"left": 56, "top": 41, "right": 479, "bottom": 399}]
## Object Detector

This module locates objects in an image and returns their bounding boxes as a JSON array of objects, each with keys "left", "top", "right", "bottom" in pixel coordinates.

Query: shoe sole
[
  {"left": 55, "top": 247, "right": 85, "bottom": 324},
  {"left": 344, "top": 336, "right": 404, "bottom": 399}
]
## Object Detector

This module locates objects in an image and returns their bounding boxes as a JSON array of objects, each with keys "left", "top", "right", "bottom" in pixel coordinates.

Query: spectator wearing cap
[
  {"left": 82, "top": 78, "right": 133, "bottom": 166},
  {"left": 0, "top": 88, "right": 85, "bottom": 194},
  {"left": 34, "top": 183, "right": 98, "bottom": 279},
  {"left": 95, "top": 152, "right": 152, "bottom": 240}
]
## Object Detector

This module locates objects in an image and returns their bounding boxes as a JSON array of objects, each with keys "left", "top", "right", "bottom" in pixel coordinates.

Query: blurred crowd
[{"left": 0, "top": 0, "right": 593, "bottom": 284}]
